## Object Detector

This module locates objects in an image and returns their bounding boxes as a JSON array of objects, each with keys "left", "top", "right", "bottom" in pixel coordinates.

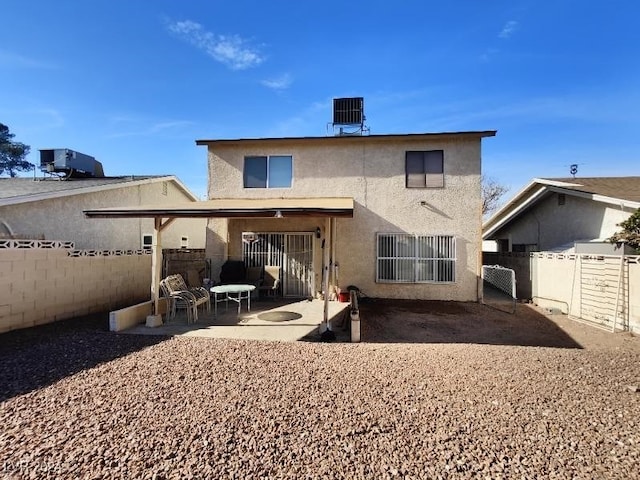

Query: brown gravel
[{"left": 1, "top": 304, "right": 639, "bottom": 479}]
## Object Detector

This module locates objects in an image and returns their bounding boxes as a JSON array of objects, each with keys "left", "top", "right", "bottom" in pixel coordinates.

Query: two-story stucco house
[{"left": 196, "top": 131, "right": 496, "bottom": 302}]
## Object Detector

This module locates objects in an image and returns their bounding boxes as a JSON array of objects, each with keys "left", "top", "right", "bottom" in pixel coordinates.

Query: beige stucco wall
[
  {"left": 205, "top": 135, "right": 484, "bottom": 301},
  {"left": 0, "top": 179, "right": 206, "bottom": 250},
  {"left": 0, "top": 248, "right": 151, "bottom": 333},
  {"left": 492, "top": 192, "right": 634, "bottom": 251}
]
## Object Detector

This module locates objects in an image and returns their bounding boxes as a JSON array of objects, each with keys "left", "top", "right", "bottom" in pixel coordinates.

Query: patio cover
[
  {"left": 84, "top": 197, "right": 354, "bottom": 327},
  {"left": 83, "top": 197, "right": 354, "bottom": 219}
]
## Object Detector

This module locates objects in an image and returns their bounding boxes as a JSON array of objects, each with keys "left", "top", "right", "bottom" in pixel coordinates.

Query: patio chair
[
  {"left": 258, "top": 265, "right": 281, "bottom": 299},
  {"left": 160, "top": 277, "right": 198, "bottom": 323},
  {"left": 245, "top": 266, "right": 263, "bottom": 299},
  {"left": 160, "top": 274, "right": 210, "bottom": 323}
]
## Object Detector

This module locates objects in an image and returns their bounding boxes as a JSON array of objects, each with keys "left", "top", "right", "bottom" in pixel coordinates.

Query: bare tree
[{"left": 482, "top": 175, "right": 508, "bottom": 216}]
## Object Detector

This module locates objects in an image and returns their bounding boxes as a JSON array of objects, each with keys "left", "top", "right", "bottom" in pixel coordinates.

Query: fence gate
[
  {"left": 570, "top": 255, "right": 627, "bottom": 331},
  {"left": 482, "top": 265, "right": 516, "bottom": 313}
]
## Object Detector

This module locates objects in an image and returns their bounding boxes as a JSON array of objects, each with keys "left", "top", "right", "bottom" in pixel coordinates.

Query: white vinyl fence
[{"left": 484, "top": 252, "right": 640, "bottom": 333}]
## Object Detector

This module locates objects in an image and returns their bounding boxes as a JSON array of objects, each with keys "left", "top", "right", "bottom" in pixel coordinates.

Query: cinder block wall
[{"left": 0, "top": 249, "right": 152, "bottom": 333}]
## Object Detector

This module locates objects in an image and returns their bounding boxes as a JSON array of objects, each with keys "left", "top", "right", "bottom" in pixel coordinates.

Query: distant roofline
[
  {"left": 196, "top": 130, "right": 497, "bottom": 146},
  {"left": 0, "top": 175, "right": 199, "bottom": 207}
]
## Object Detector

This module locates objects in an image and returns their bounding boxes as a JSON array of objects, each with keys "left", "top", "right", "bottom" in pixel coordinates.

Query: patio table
[{"left": 210, "top": 284, "right": 256, "bottom": 317}]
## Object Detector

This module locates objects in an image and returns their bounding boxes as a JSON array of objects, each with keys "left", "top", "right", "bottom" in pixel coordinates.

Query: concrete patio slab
[{"left": 122, "top": 298, "right": 351, "bottom": 342}]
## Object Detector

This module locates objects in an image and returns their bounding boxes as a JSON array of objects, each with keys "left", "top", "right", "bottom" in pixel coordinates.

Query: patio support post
[
  {"left": 150, "top": 217, "right": 177, "bottom": 317},
  {"left": 151, "top": 217, "right": 163, "bottom": 316},
  {"left": 322, "top": 216, "right": 331, "bottom": 331}
]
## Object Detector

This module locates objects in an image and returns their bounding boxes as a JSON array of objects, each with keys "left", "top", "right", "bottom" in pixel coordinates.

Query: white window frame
[
  {"left": 376, "top": 233, "right": 456, "bottom": 283},
  {"left": 142, "top": 234, "right": 153, "bottom": 251}
]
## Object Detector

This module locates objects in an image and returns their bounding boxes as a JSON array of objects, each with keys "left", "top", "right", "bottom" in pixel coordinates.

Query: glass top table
[{"left": 210, "top": 284, "right": 256, "bottom": 317}]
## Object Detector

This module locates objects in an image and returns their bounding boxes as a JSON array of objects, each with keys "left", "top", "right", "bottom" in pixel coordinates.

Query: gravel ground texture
[{"left": 1, "top": 302, "right": 639, "bottom": 479}]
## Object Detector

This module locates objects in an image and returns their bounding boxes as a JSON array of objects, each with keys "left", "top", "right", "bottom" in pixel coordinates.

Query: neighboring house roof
[
  {"left": 0, "top": 175, "right": 199, "bottom": 207},
  {"left": 195, "top": 130, "right": 497, "bottom": 146},
  {"left": 483, "top": 177, "right": 640, "bottom": 240}
]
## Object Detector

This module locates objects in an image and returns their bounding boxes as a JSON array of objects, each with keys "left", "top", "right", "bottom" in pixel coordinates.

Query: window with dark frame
[
  {"left": 405, "top": 150, "right": 444, "bottom": 188},
  {"left": 244, "top": 155, "right": 292, "bottom": 188}
]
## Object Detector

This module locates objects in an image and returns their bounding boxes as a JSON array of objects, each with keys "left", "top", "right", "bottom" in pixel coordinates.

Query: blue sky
[{"left": 1, "top": 0, "right": 639, "bottom": 200}]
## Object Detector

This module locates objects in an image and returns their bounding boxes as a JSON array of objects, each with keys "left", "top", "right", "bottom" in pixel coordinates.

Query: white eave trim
[
  {"left": 0, "top": 175, "right": 199, "bottom": 207},
  {"left": 483, "top": 186, "right": 548, "bottom": 239}
]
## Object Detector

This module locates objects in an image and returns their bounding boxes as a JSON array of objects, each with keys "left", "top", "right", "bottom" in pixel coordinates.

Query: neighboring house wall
[
  {"left": 0, "top": 180, "right": 205, "bottom": 250},
  {"left": 0, "top": 244, "right": 151, "bottom": 334},
  {"left": 206, "top": 135, "right": 483, "bottom": 301},
  {"left": 492, "top": 192, "right": 632, "bottom": 251}
]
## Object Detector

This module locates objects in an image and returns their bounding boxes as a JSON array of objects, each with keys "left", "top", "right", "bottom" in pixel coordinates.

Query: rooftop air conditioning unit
[
  {"left": 333, "top": 97, "right": 364, "bottom": 126},
  {"left": 39, "top": 149, "right": 105, "bottom": 178}
]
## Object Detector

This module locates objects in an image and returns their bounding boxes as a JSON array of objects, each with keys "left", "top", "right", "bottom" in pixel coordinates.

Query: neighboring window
[
  {"left": 376, "top": 233, "right": 455, "bottom": 283},
  {"left": 180, "top": 236, "right": 189, "bottom": 249},
  {"left": 406, "top": 150, "right": 444, "bottom": 188},
  {"left": 512, "top": 244, "right": 537, "bottom": 253},
  {"left": 142, "top": 234, "right": 153, "bottom": 251},
  {"left": 244, "top": 155, "right": 292, "bottom": 188}
]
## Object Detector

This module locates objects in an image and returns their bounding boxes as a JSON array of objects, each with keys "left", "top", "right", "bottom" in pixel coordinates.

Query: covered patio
[
  {"left": 121, "top": 297, "right": 351, "bottom": 342},
  {"left": 84, "top": 197, "right": 354, "bottom": 336}
]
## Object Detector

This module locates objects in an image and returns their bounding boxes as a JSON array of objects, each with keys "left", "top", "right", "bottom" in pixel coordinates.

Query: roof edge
[
  {"left": 196, "top": 130, "right": 497, "bottom": 146},
  {"left": 0, "top": 175, "right": 199, "bottom": 206}
]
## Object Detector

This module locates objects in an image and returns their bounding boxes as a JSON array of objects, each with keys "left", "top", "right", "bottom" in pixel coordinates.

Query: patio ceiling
[{"left": 83, "top": 197, "right": 354, "bottom": 219}]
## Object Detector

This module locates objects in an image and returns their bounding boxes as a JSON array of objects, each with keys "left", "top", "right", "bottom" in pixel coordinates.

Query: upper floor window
[
  {"left": 406, "top": 150, "right": 444, "bottom": 188},
  {"left": 244, "top": 155, "right": 292, "bottom": 188}
]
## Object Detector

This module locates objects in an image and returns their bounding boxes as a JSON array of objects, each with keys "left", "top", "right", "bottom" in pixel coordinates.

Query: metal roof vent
[{"left": 330, "top": 97, "right": 369, "bottom": 136}]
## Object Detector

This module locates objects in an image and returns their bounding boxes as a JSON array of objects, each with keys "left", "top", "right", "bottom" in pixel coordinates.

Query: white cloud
[
  {"left": 167, "top": 20, "right": 264, "bottom": 70},
  {"left": 261, "top": 73, "right": 293, "bottom": 91},
  {"left": 480, "top": 48, "right": 499, "bottom": 62},
  {"left": 0, "top": 50, "right": 56, "bottom": 69},
  {"left": 106, "top": 117, "right": 194, "bottom": 138},
  {"left": 499, "top": 20, "right": 518, "bottom": 39}
]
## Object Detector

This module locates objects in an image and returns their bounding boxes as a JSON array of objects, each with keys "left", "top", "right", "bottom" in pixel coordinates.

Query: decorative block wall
[{"left": 0, "top": 240, "right": 152, "bottom": 333}]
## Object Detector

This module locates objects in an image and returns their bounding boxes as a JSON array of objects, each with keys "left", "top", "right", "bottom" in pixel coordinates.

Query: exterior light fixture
[
  {"left": 316, "top": 227, "right": 321, "bottom": 238},
  {"left": 274, "top": 210, "right": 283, "bottom": 218}
]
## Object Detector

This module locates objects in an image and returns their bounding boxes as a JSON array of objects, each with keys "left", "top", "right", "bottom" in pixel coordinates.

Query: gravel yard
[{"left": 1, "top": 303, "right": 639, "bottom": 479}]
